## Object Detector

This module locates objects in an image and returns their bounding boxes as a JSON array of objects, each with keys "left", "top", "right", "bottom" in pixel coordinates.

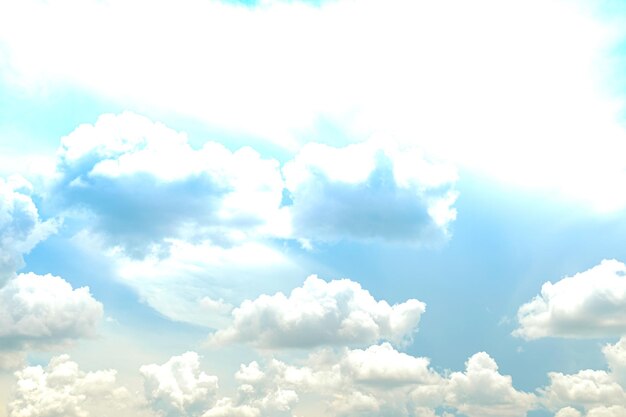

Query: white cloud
[
  {"left": 445, "top": 352, "right": 536, "bottom": 417},
  {"left": 538, "top": 337, "right": 626, "bottom": 416},
  {"left": 140, "top": 352, "right": 219, "bottom": 417},
  {"left": 8, "top": 355, "right": 130, "bottom": 417},
  {"left": 52, "top": 112, "right": 287, "bottom": 257},
  {"left": 209, "top": 275, "right": 426, "bottom": 348},
  {"left": 540, "top": 369, "right": 626, "bottom": 410},
  {"left": 283, "top": 141, "right": 457, "bottom": 244},
  {"left": 1, "top": 0, "right": 625, "bottom": 210},
  {"left": 0, "top": 175, "right": 57, "bottom": 285},
  {"left": 0, "top": 272, "right": 103, "bottom": 368},
  {"left": 514, "top": 260, "right": 626, "bottom": 340}
]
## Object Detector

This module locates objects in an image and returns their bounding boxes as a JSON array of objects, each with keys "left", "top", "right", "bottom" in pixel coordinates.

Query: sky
[{"left": 2, "top": 0, "right": 626, "bottom": 416}]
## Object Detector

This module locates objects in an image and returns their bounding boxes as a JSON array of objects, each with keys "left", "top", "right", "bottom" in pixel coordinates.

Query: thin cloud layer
[
  {"left": 514, "top": 260, "right": 626, "bottom": 340},
  {"left": 209, "top": 275, "right": 426, "bottom": 348}
]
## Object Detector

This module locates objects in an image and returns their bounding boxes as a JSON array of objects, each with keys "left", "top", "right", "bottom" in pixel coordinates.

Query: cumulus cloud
[
  {"left": 514, "top": 260, "right": 626, "bottom": 340},
  {"left": 0, "top": 175, "right": 57, "bottom": 285},
  {"left": 209, "top": 275, "right": 426, "bottom": 348},
  {"left": 0, "top": 273, "right": 103, "bottom": 368},
  {"left": 8, "top": 355, "right": 130, "bottom": 417},
  {"left": 445, "top": 352, "right": 536, "bottom": 417},
  {"left": 539, "top": 336, "right": 626, "bottom": 416},
  {"left": 541, "top": 370, "right": 626, "bottom": 411},
  {"left": 52, "top": 112, "right": 286, "bottom": 257},
  {"left": 283, "top": 141, "right": 457, "bottom": 244},
  {"left": 140, "top": 352, "right": 219, "bottom": 417}
]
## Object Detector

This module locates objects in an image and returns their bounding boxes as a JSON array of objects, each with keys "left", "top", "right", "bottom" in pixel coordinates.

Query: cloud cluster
[
  {"left": 0, "top": 176, "right": 57, "bottom": 285},
  {"left": 51, "top": 112, "right": 458, "bottom": 258},
  {"left": 8, "top": 355, "right": 130, "bottom": 417},
  {"left": 209, "top": 275, "right": 426, "bottom": 348},
  {"left": 514, "top": 260, "right": 626, "bottom": 340},
  {"left": 221, "top": 344, "right": 533, "bottom": 417}
]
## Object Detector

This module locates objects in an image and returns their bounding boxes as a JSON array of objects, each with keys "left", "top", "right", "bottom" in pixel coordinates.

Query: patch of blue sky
[{"left": 305, "top": 170, "right": 626, "bottom": 391}]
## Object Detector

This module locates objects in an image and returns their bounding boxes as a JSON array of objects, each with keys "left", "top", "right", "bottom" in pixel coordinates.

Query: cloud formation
[
  {"left": 514, "top": 260, "right": 626, "bottom": 339},
  {"left": 0, "top": 175, "right": 57, "bottom": 285},
  {"left": 209, "top": 275, "right": 426, "bottom": 348}
]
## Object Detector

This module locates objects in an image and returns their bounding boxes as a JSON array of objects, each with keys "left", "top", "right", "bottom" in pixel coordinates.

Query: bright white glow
[{"left": 1, "top": 0, "right": 625, "bottom": 210}]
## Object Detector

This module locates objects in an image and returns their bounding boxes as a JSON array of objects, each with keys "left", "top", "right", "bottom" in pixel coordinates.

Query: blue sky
[{"left": 2, "top": 1, "right": 626, "bottom": 417}]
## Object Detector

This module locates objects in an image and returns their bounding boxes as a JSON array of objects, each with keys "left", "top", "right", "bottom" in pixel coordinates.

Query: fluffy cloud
[
  {"left": 52, "top": 112, "right": 286, "bottom": 257},
  {"left": 283, "top": 141, "right": 457, "bottom": 244},
  {"left": 140, "top": 352, "right": 219, "bottom": 417},
  {"left": 209, "top": 275, "right": 426, "bottom": 348},
  {"left": 0, "top": 175, "right": 57, "bottom": 285},
  {"left": 2, "top": 0, "right": 625, "bottom": 210},
  {"left": 8, "top": 355, "right": 129, "bottom": 417},
  {"left": 514, "top": 260, "right": 626, "bottom": 340},
  {"left": 445, "top": 352, "right": 536, "bottom": 417},
  {"left": 541, "top": 370, "right": 626, "bottom": 410},
  {"left": 0, "top": 273, "right": 103, "bottom": 368}
]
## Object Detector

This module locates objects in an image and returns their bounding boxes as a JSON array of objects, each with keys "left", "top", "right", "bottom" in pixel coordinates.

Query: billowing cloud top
[
  {"left": 209, "top": 275, "right": 426, "bottom": 348},
  {"left": 140, "top": 352, "right": 219, "bottom": 417},
  {"left": 514, "top": 259, "right": 626, "bottom": 340}
]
